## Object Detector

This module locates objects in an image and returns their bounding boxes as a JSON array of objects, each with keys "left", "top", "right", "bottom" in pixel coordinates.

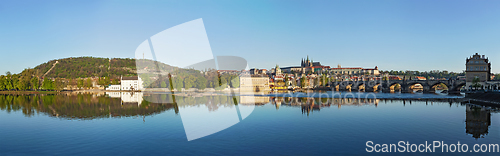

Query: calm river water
[{"left": 0, "top": 92, "right": 498, "bottom": 155}]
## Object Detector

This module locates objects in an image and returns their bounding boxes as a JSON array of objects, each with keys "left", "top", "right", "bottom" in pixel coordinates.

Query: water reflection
[
  {"left": 1, "top": 93, "right": 498, "bottom": 140},
  {"left": 0, "top": 93, "right": 174, "bottom": 120},
  {"left": 465, "top": 105, "right": 492, "bottom": 139},
  {"left": 268, "top": 97, "right": 379, "bottom": 115}
]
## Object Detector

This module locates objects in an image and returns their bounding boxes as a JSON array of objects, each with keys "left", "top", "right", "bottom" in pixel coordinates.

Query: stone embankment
[{"left": 465, "top": 92, "right": 500, "bottom": 106}]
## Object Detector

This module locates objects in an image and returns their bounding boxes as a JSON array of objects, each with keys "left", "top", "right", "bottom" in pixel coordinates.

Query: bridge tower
[{"left": 465, "top": 53, "right": 491, "bottom": 90}]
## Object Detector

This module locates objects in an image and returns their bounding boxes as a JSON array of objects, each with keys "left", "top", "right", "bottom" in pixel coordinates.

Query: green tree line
[{"left": 143, "top": 70, "right": 240, "bottom": 90}]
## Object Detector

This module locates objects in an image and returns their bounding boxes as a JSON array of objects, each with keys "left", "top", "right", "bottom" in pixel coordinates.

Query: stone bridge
[{"left": 330, "top": 79, "right": 466, "bottom": 94}]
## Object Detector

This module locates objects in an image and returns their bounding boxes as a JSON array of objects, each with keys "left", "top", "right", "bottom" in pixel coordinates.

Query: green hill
[
  {"left": 33, "top": 57, "right": 137, "bottom": 79},
  {"left": 0, "top": 56, "right": 240, "bottom": 91},
  {"left": 32, "top": 57, "right": 178, "bottom": 79}
]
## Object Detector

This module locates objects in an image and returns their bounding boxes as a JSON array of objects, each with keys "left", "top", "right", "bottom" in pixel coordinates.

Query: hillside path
[{"left": 43, "top": 61, "right": 58, "bottom": 78}]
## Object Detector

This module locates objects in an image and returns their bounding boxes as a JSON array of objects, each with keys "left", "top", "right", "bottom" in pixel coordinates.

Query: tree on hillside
[
  {"left": 42, "top": 79, "right": 54, "bottom": 91},
  {"left": 195, "top": 76, "right": 207, "bottom": 89},
  {"left": 31, "top": 77, "right": 40, "bottom": 91},
  {"left": 104, "top": 77, "right": 110, "bottom": 86},
  {"left": 0, "top": 75, "right": 5, "bottom": 90},
  {"left": 84, "top": 78, "right": 92, "bottom": 89},
  {"left": 55, "top": 78, "right": 66, "bottom": 91},
  {"left": 230, "top": 76, "right": 239, "bottom": 88},
  {"left": 68, "top": 79, "right": 77, "bottom": 90},
  {"left": 77, "top": 78, "right": 84, "bottom": 89},
  {"left": 184, "top": 75, "right": 194, "bottom": 89},
  {"left": 4, "top": 76, "right": 14, "bottom": 91},
  {"left": 112, "top": 78, "right": 119, "bottom": 85},
  {"left": 173, "top": 77, "right": 183, "bottom": 91},
  {"left": 11, "top": 75, "right": 20, "bottom": 91},
  {"left": 17, "top": 78, "right": 30, "bottom": 91},
  {"left": 160, "top": 81, "right": 167, "bottom": 88},
  {"left": 98, "top": 77, "right": 104, "bottom": 87}
]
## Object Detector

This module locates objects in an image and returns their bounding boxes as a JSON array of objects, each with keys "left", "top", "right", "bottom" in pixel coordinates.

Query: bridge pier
[
  {"left": 448, "top": 90, "right": 462, "bottom": 95},
  {"left": 351, "top": 85, "right": 359, "bottom": 92},
  {"left": 401, "top": 89, "right": 411, "bottom": 93},
  {"left": 381, "top": 88, "right": 392, "bottom": 93},
  {"left": 365, "top": 87, "right": 374, "bottom": 92},
  {"left": 423, "top": 86, "right": 433, "bottom": 93}
]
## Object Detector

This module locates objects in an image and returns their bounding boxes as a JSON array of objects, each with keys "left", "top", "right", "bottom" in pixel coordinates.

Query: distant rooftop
[{"left": 122, "top": 76, "right": 138, "bottom": 80}]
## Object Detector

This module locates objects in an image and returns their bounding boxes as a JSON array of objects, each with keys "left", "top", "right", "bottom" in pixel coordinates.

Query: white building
[
  {"left": 105, "top": 76, "right": 144, "bottom": 91},
  {"left": 120, "top": 76, "right": 143, "bottom": 91},
  {"left": 106, "top": 85, "right": 121, "bottom": 91}
]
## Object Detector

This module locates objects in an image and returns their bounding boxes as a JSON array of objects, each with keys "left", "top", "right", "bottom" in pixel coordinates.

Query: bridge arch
[
  {"left": 353, "top": 82, "right": 366, "bottom": 92},
  {"left": 338, "top": 81, "right": 353, "bottom": 91},
  {"left": 429, "top": 82, "right": 449, "bottom": 93},
  {"left": 449, "top": 82, "right": 466, "bottom": 94},
  {"left": 371, "top": 83, "right": 382, "bottom": 92},
  {"left": 406, "top": 82, "right": 426, "bottom": 93},
  {"left": 386, "top": 82, "right": 403, "bottom": 93}
]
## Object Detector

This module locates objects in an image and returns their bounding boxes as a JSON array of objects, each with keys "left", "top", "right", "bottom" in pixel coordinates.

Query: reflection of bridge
[{"left": 330, "top": 79, "right": 466, "bottom": 94}]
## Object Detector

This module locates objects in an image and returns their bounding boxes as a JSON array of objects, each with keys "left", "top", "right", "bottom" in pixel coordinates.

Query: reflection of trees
[
  {"left": 0, "top": 94, "right": 175, "bottom": 120},
  {"left": 270, "top": 97, "right": 380, "bottom": 116},
  {"left": 143, "top": 94, "right": 240, "bottom": 112},
  {"left": 466, "top": 105, "right": 491, "bottom": 139}
]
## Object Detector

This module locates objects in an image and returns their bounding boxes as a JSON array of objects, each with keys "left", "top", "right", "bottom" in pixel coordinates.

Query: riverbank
[
  {"left": 465, "top": 92, "right": 500, "bottom": 106},
  {"left": 0, "top": 91, "right": 59, "bottom": 94}
]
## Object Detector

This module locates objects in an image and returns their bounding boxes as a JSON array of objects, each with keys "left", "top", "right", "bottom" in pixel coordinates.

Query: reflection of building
[
  {"left": 107, "top": 92, "right": 121, "bottom": 98},
  {"left": 106, "top": 92, "right": 144, "bottom": 106},
  {"left": 270, "top": 97, "right": 379, "bottom": 115},
  {"left": 239, "top": 96, "right": 270, "bottom": 105},
  {"left": 465, "top": 106, "right": 491, "bottom": 139},
  {"left": 240, "top": 75, "right": 270, "bottom": 92}
]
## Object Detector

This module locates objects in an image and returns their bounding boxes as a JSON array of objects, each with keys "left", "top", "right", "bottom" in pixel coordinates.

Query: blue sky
[{"left": 1, "top": 0, "right": 500, "bottom": 74}]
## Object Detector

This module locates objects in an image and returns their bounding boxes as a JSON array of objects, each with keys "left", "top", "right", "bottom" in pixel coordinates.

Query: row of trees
[
  {"left": 143, "top": 70, "right": 240, "bottom": 90},
  {"left": 0, "top": 71, "right": 68, "bottom": 91},
  {"left": 0, "top": 69, "right": 122, "bottom": 91}
]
